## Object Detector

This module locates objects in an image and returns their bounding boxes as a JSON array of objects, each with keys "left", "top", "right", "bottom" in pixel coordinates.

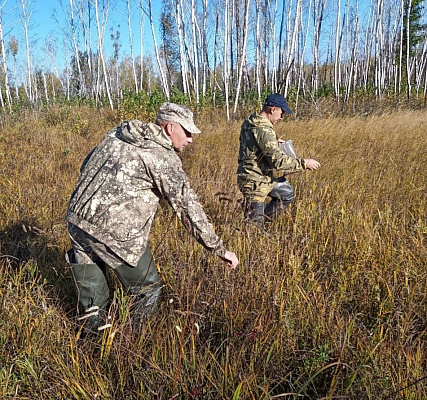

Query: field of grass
[{"left": 0, "top": 105, "right": 426, "bottom": 399}]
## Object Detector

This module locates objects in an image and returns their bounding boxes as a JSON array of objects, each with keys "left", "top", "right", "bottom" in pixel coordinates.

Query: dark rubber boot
[
  {"left": 114, "top": 245, "right": 162, "bottom": 325},
  {"left": 245, "top": 202, "right": 265, "bottom": 228},
  {"left": 264, "top": 198, "right": 291, "bottom": 218},
  {"left": 66, "top": 250, "right": 111, "bottom": 334}
]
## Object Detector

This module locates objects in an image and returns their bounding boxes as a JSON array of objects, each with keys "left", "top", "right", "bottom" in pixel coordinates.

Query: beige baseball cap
[{"left": 157, "top": 102, "right": 201, "bottom": 134}]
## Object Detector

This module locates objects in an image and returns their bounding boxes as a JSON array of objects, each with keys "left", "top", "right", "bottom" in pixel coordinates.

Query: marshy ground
[{"left": 0, "top": 105, "right": 426, "bottom": 399}]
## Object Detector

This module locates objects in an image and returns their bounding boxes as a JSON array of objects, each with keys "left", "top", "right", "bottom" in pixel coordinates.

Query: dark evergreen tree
[
  {"left": 160, "top": 1, "right": 181, "bottom": 89},
  {"left": 402, "top": 0, "right": 426, "bottom": 58}
]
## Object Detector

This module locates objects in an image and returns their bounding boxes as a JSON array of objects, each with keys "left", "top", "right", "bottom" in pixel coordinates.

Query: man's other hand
[
  {"left": 221, "top": 250, "right": 239, "bottom": 269},
  {"left": 304, "top": 158, "right": 321, "bottom": 170}
]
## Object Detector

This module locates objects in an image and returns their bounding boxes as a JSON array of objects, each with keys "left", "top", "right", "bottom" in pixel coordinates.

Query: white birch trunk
[
  {"left": 20, "top": 0, "right": 33, "bottom": 102},
  {"left": 263, "top": 0, "right": 271, "bottom": 87},
  {"left": 285, "top": 0, "right": 301, "bottom": 97},
  {"left": 283, "top": 0, "right": 294, "bottom": 95},
  {"left": 345, "top": 5, "right": 359, "bottom": 102},
  {"left": 312, "top": 0, "right": 326, "bottom": 94},
  {"left": 362, "top": 3, "right": 374, "bottom": 92},
  {"left": 406, "top": 0, "right": 412, "bottom": 99},
  {"left": 139, "top": 0, "right": 144, "bottom": 90},
  {"left": 271, "top": 0, "right": 278, "bottom": 92},
  {"left": 295, "top": 0, "right": 312, "bottom": 114},
  {"left": 0, "top": 13, "right": 12, "bottom": 110},
  {"left": 147, "top": 0, "right": 170, "bottom": 99},
  {"left": 374, "top": 0, "right": 385, "bottom": 97},
  {"left": 126, "top": 0, "right": 138, "bottom": 92},
  {"left": 334, "top": 0, "right": 342, "bottom": 99},
  {"left": 201, "top": 0, "right": 208, "bottom": 96},
  {"left": 255, "top": 0, "right": 261, "bottom": 100},
  {"left": 69, "top": 0, "right": 84, "bottom": 95},
  {"left": 175, "top": 0, "right": 189, "bottom": 96},
  {"left": 233, "top": 0, "right": 250, "bottom": 115},
  {"left": 180, "top": 1, "right": 195, "bottom": 92},
  {"left": 191, "top": 0, "right": 199, "bottom": 103},
  {"left": 76, "top": 0, "right": 93, "bottom": 98},
  {"left": 224, "top": 0, "right": 230, "bottom": 119},
  {"left": 43, "top": 73, "right": 49, "bottom": 103},
  {"left": 212, "top": 10, "right": 219, "bottom": 107},
  {"left": 415, "top": 41, "right": 427, "bottom": 94},
  {"left": 93, "top": 0, "right": 113, "bottom": 109}
]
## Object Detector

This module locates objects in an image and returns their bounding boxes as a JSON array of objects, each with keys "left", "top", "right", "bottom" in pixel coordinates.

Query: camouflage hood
[
  {"left": 117, "top": 120, "right": 173, "bottom": 150},
  {"left": 245, "top": 112, "right": 274, "bottom": 131}
]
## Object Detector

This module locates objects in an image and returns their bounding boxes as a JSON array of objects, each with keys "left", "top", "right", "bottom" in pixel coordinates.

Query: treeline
[{"left": 0, "top": 0, "right": 426, "bottom": 116}]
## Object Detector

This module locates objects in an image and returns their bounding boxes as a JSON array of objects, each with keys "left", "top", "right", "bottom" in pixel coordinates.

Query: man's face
[
  {"left": 271, "top": 107, "right": 285, "bottom": 124},
  {"left": 168, "top": 122, "right": 193, "bottom": 152}
]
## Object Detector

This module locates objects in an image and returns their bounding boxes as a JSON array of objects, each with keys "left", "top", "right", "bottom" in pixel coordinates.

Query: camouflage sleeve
[
  {"left": 256, "top": 126, "right": 306, "bottom": 172},
  {"left": 80, "top": 147, "right": 96, "bottom": 173},
  {"left": 148, "top": 151, "right": 226, "bottom": 258}
]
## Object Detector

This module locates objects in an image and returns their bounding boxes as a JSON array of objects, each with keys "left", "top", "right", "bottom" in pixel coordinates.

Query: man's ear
[{"left": 164, "top": 122, "right": 173, "bottom": 137}]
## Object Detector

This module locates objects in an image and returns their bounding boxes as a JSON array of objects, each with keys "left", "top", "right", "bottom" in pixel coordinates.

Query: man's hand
[
  {"left": 304, "top": 158, "right": 321, "bottom": 170},
  {"left": 221, "top": 250, "right": 239, "bottom": 269}
]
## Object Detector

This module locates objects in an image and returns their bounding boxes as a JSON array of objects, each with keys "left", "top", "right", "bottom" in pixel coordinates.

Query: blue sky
[{"left": 1, "top": 0, "right": 162, "bottom": 73}]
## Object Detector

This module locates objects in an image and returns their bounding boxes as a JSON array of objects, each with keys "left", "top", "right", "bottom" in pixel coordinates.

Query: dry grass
[{"left": 0, "top": 105, "right": 426, "bottom": 399}]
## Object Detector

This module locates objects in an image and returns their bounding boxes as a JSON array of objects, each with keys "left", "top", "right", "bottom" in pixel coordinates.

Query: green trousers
[{"left": 67, "top": 242, "right": 162, "bottom": 332}]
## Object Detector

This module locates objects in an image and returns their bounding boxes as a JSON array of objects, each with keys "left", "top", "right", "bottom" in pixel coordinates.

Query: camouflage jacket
[
  {"left": 66, "top": 120, "right": 226, "bottom": 267},
  {"left": 237, "top": 113, "right": 306, "bottom": 183}
]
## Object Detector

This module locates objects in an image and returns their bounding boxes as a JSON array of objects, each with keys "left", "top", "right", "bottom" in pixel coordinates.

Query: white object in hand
[{"left": 279, "top": 139, "right": 297, "bottom": 158}]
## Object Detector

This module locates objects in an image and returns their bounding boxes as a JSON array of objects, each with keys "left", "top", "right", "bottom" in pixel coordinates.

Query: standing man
[
  {"left": 237, "top": 93, "right": 320, "bottom": 226},
  {"left": 66, "top": 103, "right": 239, "bottom": 333}
]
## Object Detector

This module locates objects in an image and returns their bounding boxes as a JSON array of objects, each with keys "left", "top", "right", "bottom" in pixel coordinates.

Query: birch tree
[
  {"left": 191, "top": 0, "right": 199, "bottom": 102},
  {"left": 295, "top": 0, "right": 312, "bottom": 113},
  {"left": 334, "top": 0, "right": 343, "bottom": 99},
  {"left": 0, "top": 10, "right": 12, "bottom": 110},
  {"left": 125, "top": 0, "right": 138, "bottom": 92},
  {"left": 233, "top": 0, "right": 250, "bottom": 114},
  {"left": 74, "top": 0, "right": 94, "bottom": 98},
  {"left": 405, "top": 0, "right": 412, "bottom": 98},
  {"left": 147, "top": 0, "right": 170, "bottom": 99},
  {"left": 270, "top": 0, "right": 278, "bottom": 92},
  {"left": 201, "top": 0, "right": 208, "bottom": 96},
  {"left": 9, "top": 36, "right": 19, "bottom": 99},
  {"left": 224, "top": 0, "right": 230, "bottom": 119},
  {"left": 255, "top": 0, "right": 261, "bottom": 99},
  {"left": 45, "top": 37, "right": 65, "bottom": 98},
  {"left": 138, "top": 0, "right": 145, "bottom": 90},
  {"left": 174, "top": 0, "right": 190, "bottom": 97},
  {"left": 212, "top": 10, "right": 219, "bottom": 105},
  {"left": 312, "top": 0, "right": 326, "bottom": 94},
  {"left": 92, "top": 0, "right": 113, "bottom": 108},
  {"left": 285, "top": 0, "right": 302, "bottom": 97},
  {"left": 68, "top": 0, "right": 85, "bottom": 95},
  {"left": 19, "top": 0, "right": 34, "bottom": 102}
]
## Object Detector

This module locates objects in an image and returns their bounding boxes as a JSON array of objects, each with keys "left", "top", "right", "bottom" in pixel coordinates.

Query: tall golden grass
[{"left": 0, "top": 105, "right": 426, "bottom": 399}]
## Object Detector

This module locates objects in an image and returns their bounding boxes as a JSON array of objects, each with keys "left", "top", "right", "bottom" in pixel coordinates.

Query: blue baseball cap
[{"left": 264, "top": 93, "right": 292, "bottom": 114}]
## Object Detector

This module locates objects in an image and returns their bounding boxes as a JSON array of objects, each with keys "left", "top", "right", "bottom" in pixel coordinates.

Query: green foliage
[
  {"left": 315, "top": 83, "right": 334, "bottom": 99},
  {"left": 147, "top": 89, "right": 167, "bottom": 117},
  {"left": 119, "top": 88, "right": 167, "bottom": 121},
  {"left": 170, "top": 86, "right": 190, "bottom": 106},
  {"left": 286, "top": 86, "right": 298, "bottom": 103},
  {"left": 197, "top": 90, "right": 214, "bottom": 110}
]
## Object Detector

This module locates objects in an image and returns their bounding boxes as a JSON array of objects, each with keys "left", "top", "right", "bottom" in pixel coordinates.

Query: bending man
[{"left": 66, "top": 103, "right": 239, "bottom": 333}]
